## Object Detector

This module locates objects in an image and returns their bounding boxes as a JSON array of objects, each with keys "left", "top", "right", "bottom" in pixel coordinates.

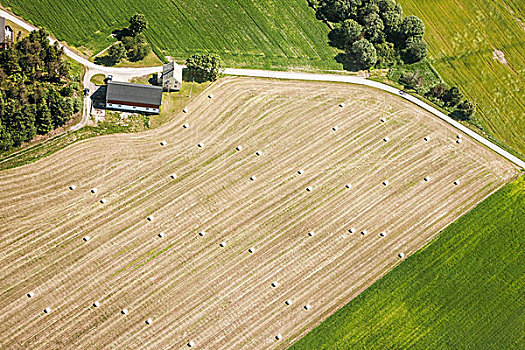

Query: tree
[
  {"left": 129, "top": 14, "right": 147, "bottom": 36},
  {"left": 442, "top": 87, "right": 463, "bottom": 107},
  {"left": 378, "top": 0, "right": 403, "bottom": 35},
  {"left": 36, "top": 100, "right": 53, "bottom": 134},
  {"left": 186, "top": 53, "right": 224, "bottom": 82},
  {"left": 426, "top": 83, "right": 447, "bottom": 101},
  {"left": 363, "top": 12, "right": 385, "bottom": 43},
  {"left": 452, "top": 100, "right": 475, "bottom": 121},
  {"left": 329, "top": 19, "right": 363, "bottom": 50},
  {"left": 107, "top": 42, "right": 127, "bottom": 64},
  {"left": 350, "top": 38, "right": 377, "bottom": 69},
  {"left": 400, "top": 15, "right": 425, "bottom": 39},
  {"left": 398, "top": 70, "right": 423, "bottom": 90},
  {"left": 315, "top": 0, "right": 362, "bottom": 23},
  {"left": 122, "top": 34, "right": 151, "bottom": 62},
  {"left": 403, "top": 35, "right": 427, "bottom": 63},
  {"left": 374, "top": 41, "right": 397, "bottom": 67}
]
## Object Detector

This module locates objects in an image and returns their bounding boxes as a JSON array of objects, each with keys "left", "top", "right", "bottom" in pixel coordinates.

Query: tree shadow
[
  {"left": 94, "top": 55, "right": 118, "bottom": 67},
  {"left": 182, "top": 68, "right": 208, "bottom": 83},
  {"left": 335, "top": 53, "right": 362, "bottom": 72},
  {"left": 112, "top": 28, "right": 132, "bottom": 41}
]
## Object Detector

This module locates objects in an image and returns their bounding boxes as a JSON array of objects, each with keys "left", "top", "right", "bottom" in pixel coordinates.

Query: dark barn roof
[{"left": 106, "top": 81, "right": 163, "bottom": 107}]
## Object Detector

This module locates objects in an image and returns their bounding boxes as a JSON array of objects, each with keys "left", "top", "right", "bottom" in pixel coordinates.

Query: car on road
[{"left": 83, "top": 88, "right": 90, "bottom": 96}]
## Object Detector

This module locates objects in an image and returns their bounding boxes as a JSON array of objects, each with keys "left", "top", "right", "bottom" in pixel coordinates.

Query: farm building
[
  {"left": 0, "top": 17, "right": 13, "bottom": 49},
  {"left": 106, "top": 81, "right": 163, "bottom": 114},
  {"left": 160, "top": 62, "right": 182, "bottom": 91}
]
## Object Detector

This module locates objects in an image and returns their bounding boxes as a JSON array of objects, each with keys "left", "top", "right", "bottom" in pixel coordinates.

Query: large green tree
[
  {"left": 129, "top": 13, "right": 148, "bottom": 36},
  {"left": 350, "top": 38, "right": 377, "bottom": 69},
  {"left": 186, "top": 53, "right": 223, "bottom": 82}
]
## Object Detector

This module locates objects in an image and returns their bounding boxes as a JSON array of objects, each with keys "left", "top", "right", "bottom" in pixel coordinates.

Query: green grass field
[
  {"left": 290, "top": 175, "right": 524, "bottom": 349},
  {"left": 0, "top": 0, "right": 340, "bottom": 70},
  {"left": 396, "top": 0, "right": 525, "bottom": 159}
]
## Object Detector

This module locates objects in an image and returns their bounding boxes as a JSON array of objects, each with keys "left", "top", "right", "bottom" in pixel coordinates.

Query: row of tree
[
  {"left": 106, "top": 14, "right": 151, "bottom": 65},
  {"left": 309, "top": 0, "right": 427, "bottom": 69},
  {"left": 426, "top": 84, "right": 475, "bottom": 121},
  {"left": 0, "top": 29, "right": 81, "bottom": 152}
]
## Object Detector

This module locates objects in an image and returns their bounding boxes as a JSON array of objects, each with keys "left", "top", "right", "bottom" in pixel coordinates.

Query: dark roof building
[{"left": 106, "top": 81, "right": 163, "bottom": 114}]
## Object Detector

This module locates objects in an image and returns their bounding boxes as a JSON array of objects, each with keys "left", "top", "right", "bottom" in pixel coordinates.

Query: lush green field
[
  {"left": 290, "top": 175, "right": 524, "bottom": 349},
  {"left": 396, "top": 0, "right": 525, "bottom": 159},
  {"left": 0, "top": 0, "right": 340, "bottom": 70}
]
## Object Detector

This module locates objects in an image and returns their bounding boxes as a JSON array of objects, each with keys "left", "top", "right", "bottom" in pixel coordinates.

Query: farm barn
[{"left": 105, "top": 81, "right": 163, "bottom": 114}]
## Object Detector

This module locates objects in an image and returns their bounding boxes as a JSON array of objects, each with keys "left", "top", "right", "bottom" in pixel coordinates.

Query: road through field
[
  {"left": 0, "top": 78, "right": 517, "bottom": 349},
  {"left": 0, "top": 8, "right": 522, "bottom": 169}
]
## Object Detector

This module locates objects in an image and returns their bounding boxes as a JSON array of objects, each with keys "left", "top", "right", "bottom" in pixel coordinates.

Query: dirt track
[{"left": 0, "top": 77, "right": 517, "bottom": 349}]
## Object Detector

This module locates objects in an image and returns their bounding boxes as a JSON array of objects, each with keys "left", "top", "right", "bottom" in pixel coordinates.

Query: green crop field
[
  {"left": 0, "top": 0, "right": 340, "bottom": 70},
  {"left": 396, "top": 0, "right": 525, "bottom": 159},
  {"left": 290, "top": 175, "right": 525, "bottom": 349}
]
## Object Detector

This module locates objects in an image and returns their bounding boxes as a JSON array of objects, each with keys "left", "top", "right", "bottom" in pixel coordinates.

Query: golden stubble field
[{"left": 0, "top": 77, "right": 517, "bottom": 349}]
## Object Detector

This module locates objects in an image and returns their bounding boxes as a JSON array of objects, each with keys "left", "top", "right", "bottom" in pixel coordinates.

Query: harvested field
[{"left": 0, "top": 77, "right": 517, "bottom": 349}]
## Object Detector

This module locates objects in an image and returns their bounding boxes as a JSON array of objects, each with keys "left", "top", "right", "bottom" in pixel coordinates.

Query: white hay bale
[
  {"left": 248, "top": 247, "right": 255, "bottom": 253},
  {"left": 208, "top": 93, "right": 213, "bottom": 99},
  {"left": 121, "top": 308, "right": 128, "bottom": 315},
  {"left": 183, "top": 108, "right": 188, "bottom": 113},
  {"left": 199, "top": 231, "right": 206, "bottom": 237},
  {"left": 188, "top": 341, "right": 195, "bottom": 348},
  {"left": 456, "top": 139, "right": 462, "bottom": 144},
  {"left": 69, "top": 185, "right": 76, "bottom": 190},
  {"left": 93, "top": 301, "right": 100, "bottom": 308},
  {"left": 285, "top": 299, "right": 292, "bottom": 305},
  {"left": 345, "top": 184, "right": 352, "bottom": 189},
  {"left": 44, "top": 307, "right": 51, "bottom": 314},
  {"left": 256, "top": 151, "right": 262, "bottom": 156},
  {"left": 250, "top": 176, "right": 256, "bottom": 181},
  {"left": 160, "top": 140, "right": 167, "bottom": 146},
  {"left": 147, "top": 216, "right": 154, "bottom": 221},
  {"left": 170, "top": 173, "right": 177, "bottom": 179},
  {"left": 276, "top": 334, "right": 282, "bottom": 340},
  {"left": 380, "top": 118, "right": 386, "bottom": 122},
  {"left": 454, "top": 180, "right": 459, "bottom": 185},
  {"left": 380, "top": 232, "right": 386, "bottom": 237},
  {"left": 306, "top": 186, "right": 312, "bottom": 192},
  {"left": 424, "top": 176, "right": 430, "bottom": 182},
  {"left": 27, "top": 291, "right": 34, "bottom": 298},
  {"left": 158, "top": 232, "right": 165, "bottom": 238},
  {"left": 91, "top": 188, "right": 97, "bottom": 194},
  {"left": 220, "top": 242, "right": 226, "bottom": 247},
  {"left": 383, "top": 180, "right": 389, "bottom": 186},
  {"left": 398, "top": 253, "right": 405, "bottom": 258},
  {"left": 339, "top": 102, "right": 345, "bottom": 108},
  {"left": 457, "top": 134, "right": 462, "bottom": 139},
  {"left": 198, "top": 142, "right": 204, "bottom": 148},
  {"left": 308, "top": 231, "right": 315, "bottom": 237},
  {"left": 361, "top": 230, "right": 368, "bottom": 235},
  {"left": 349, "top": 228, "right": 356, "bottom": 233},
  {"left": 146, "top": 318, "right": 152, "bottom": 325},
  {"left": 236, "top": 145, "right": 242, "bottom": 151},
  {"left": 83, "top": 236, "right": 90, "bottom": 242},
  {"left": 304, "top": 304, "right": 311, "bottom": 310},
  {"left": 424, "top": 136, "right": 429, "bottom": 141},
  {"left": 100, "top": 198, "right": 106, "bottom": 204},
  {"left": 383, "top": 137, "right": 389, "bottom": 142},
  {"left": 271, "top": 282, "right": 278, "bottom": 288},
  {"left": 183, "top": 123, "right": 189, "bottom": 128},
  {"left": 332, "top": 126, "right": 338, "bottom": 131},
  {"left": 298, "top": 170, "right": 304, "bottom": 175}
]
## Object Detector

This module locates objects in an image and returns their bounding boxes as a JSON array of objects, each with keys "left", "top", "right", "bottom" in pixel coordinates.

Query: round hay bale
[
  {"left": 285, "top": 299, "right": 292, "bottom": 305},
  {"left": 93, "top": 301, "right": 100, "bottom": 308},
  {"left": 398, "top": 252, "right": 405, "bottom": 258},
  {"left": 271, "top": 282, "right": 278, "bottom": 288},
  {"left": 188, "top": 341, "right": 195, "bottom": 348},
  {"left": 146, "top": 318, "right": 152, "bottom": 325},
  {"left": 220, "top": 242, "right": 226, "bottom": 247},
  {"left": 158, "top": 232, "right": 165, "bottom": 238},
  {"left": 100, "top": 198, "right": 106, "bottom": 204},
  {"left": 91, "top": 188, "right": 97, "bottom": 194},
  {"left": 424, "top": 136, "right": 429, "bottom": 141},
  {"left": 383, "top": 180, "right": 389, "bottom": 186},
  {"left": 208, "top": 93, "right": 213, "bottom": 99},
  {"left": 424, "top": 176, "right": 430, "bottom": 182},
  {"left": 380, "top": 118, "right": 386, "bottom": 123},
  {"left": 457, "top": 134, "right": 462, "bottom": 139},
  {"left": 248, "top": 247, "right": 255, "bottom": 253},
  {"left": 304, "top": 304, "right": 311, "bottom": 310},
  {"left": 456, "top": 139, "right": 462, "bottom": 144},
  {"left": 348, "top": 228, "right": 356, "bottom": 233},
  {"left": 236, "top": 146, "right": 242, "bottom": 151},
  {"left": 454, "top": 180, "right": 459, "bottom": 185},
  {"left": 44, "top": 307, "right": 51, "bottom": 314},
  {"left": 183, "top": 123, "right": 189, "bottom": 128},
  {"left": 339, "top": 102, "right": 345, "bottom": 107},
  {"left": 160, "top": 141, "right": 167, "bottom": 146},
  {"left": 256, "top": 151, "right": 262, "bottom": 156},
  {"left": 250, "top": 176, "right": 256, "bottom": 181},
  {"left": 306, "top": 186, "right": 312, "bottom": 192},
  {"left": 83, "top": 236, "right": 90, "bottom": 242},
  {"left": 298, "top": 170, "right": 304, "bottom": 175},
  {"left": 383, "top": 137, "right": 389, "bottom": 142},
  {"left": 332, "top": 126, "right": 338, "bottom": 131},
  {"left": 380, "top": 232, "right": 386, "bottom": 237},
  {"left": 308, "top": 231, "right": 315, "bottom": 237},
  {"left": 345, "top": 184, "right": 352, "bottom": 189},
  {"left": 361, "top": 230, "right": 368, "bottom": 235},
  {"left": 69, "top": 185, "right": 76, "bottom": 190},
  {"left": 199, "top": 231, "right": 206, "bottom": 237},
  {"left": 121, "top": 308, "right": 128, "bottom": 315},
  {"left": 198, "top": 142, "right": 204, "bottom": 148},
  {"left": 170, "top": 173, "right": 177, "bottom": 179},
  {"left": 276, "top": 334, "right": 282, "bottom": 340},
  {"left": 27, "top": 291, "right": 34, "bottom": 298},
  {"left": 147, "top": 216, "right": 154, "bottom": 221},
  {"left": 183, "top": 108, "right": 188, "bottom": 113}
]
